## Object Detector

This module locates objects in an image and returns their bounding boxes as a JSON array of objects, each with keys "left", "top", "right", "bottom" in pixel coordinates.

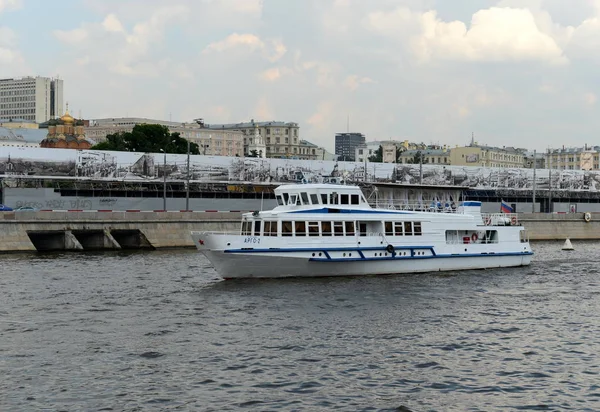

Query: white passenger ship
[{"left": 191, "top": 184, "right": 533, "bottom": 279}]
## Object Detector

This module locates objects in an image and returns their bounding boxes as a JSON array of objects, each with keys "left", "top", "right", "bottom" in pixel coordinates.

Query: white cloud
[
  {"left": 204, "top": 33, "right": 265, "bottom": 53},
  {"left": 365, "top": 6, "right": 567, "bottom": 64},
  {"left": 203, "top": 33, "right": 287, "bottom": 62},
  {"left": 344, "top": 75, "right": 375, "bottom": 91},
  {"left": 102, "top": 14, "right": 125, "bottom": 33},
  {"left": 54, "top": 28, "right": 89, "bottom": 45},
  {"left": 0, "top": 0, "right": 21, "bottom": 13},
  {"left": 260, "top": 67, "right": 283, "bottom": 81}
]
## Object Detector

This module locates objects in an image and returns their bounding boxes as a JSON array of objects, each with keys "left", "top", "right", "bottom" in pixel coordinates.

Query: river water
[{"left": 1, "top": 242, "right": 599, "bottom": 411}]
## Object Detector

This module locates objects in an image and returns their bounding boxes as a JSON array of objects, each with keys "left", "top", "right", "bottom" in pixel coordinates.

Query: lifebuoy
[
  {"left": 386, "top": 244, "right": 395, "bottom": 254},
  {"left": 584, "top": 212, "right": 592, "bottom": 222},
  {"left": 471, "top": 233, "right": 478, "bottom": 243},
  {"left": 511, "top": 216, "right": 517, "bottom": 225}
]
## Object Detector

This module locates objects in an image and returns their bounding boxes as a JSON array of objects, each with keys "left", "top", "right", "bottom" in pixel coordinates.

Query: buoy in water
[{"left": 562, "top": 238, "right": 574, "bottom": 251}]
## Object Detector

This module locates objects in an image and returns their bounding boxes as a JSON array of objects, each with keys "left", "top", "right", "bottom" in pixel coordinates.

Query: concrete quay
[
  {"left": 518, "top": 212, "right": 600, "bottom": 241},
  {"left": 0, "top": 211, "right": 239, "bottom": 252},
  {"left": 0, "top": 211, "right": 598, "bottom": 253}
]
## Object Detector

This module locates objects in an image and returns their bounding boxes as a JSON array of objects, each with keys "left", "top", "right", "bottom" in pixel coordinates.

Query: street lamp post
[
  {"left": 185, "top": 139, "right": 190, "bottom": 212},
  {"left": 162, "top": 149, "right": 167, "bottom": 211},
  {"left": 161, "top": 139, "right": 175, "bottom": 211}
]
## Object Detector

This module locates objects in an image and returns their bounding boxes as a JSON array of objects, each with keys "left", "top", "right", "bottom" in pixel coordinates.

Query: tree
[
  {"left": 368, "top": 145, "right": 383, "bottom": 162},
  {"left": 91, "top": 124, "right": 200, "bottom": 154},
  {"left": 248, "top": 150, "right": 259, "bottom": 158},
  {"left": 406, "top": 150, "right": 428, "bottom": 164}
]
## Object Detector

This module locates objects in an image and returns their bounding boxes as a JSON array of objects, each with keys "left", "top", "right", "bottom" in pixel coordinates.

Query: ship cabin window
[
  {"left": 295, "top": 221, "right": 306, "bottom": 236},
  {"left": 322, "top": 221, "right": 332, "bottom": 236},
  {"left": 276, "top": 195, "right": 284, "bottom": 206},
  {"left": 346, "top": 221, "right": 355, "bottom": 236},
  {"left": 308, "top": 221, "right": 320, "bottom": 237},
  {"left": 382, "top": 221, "right": 422, "bottom": 236},
  {"left": 340, "top": 194, "right": 349, "bottom": 205},
  {"left": 282, "top": 221, "right": 293, "bottom": 236},
  {"left": 288, "top": 194, "right": 299, "bottom": 205},
  {"left": 330, "top": 192, "right": 338, "bottom": 205},
  {"left": 263, "top": 221, "right": 278, "bottom": 236},
  {"left": 414, "top": 222, "right": 422, "bottom": 236},
  {"left": 394, "top": 222, "right": 403, "bottom": 236},
  {"left": 301, "top": 192, "right": 310, "bottom": 205},
  {"left": 351, "top": 194, "right": 360, "bottom": 205},
  {"left": 321, "top": 194, "right": 328, "bottom": 205},
  {"left": 282, "top": 193, "right": 289, "bottom": 204},
  {"left": 310, "top": 194, "right": 320, "bottom": 205},
  {"left": 242, "top": 221, "right": 251, "bottom": 235},
  {"left": 358, "top": 222, "right": 368, "bottom": 236},
  {"left": 385, "top": 222, "right": 393, "bottom": 236},
  {"left": 333, "top": 221, "right": 344, "bottom": 236},
  {"left": 253, "top": 221, "right": 261, "bottom": 236}
]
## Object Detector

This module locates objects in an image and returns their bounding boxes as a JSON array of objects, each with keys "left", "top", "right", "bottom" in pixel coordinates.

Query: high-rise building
[
  {"left": 335, "top": 132, "right": 365, "bottom": 161},
  {"left": 0, "top": 76, "right": 64, "bottom": 123}
]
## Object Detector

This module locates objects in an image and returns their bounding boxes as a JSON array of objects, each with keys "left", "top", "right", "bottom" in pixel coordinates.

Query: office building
[
  {"left": 335, "top": 133, "right": 365, "bottom": 161},
  {"left": 0, "top": 76, "right": 63, "bottom": 123}
]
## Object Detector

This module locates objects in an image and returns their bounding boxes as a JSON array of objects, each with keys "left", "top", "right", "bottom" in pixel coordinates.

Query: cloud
[
  {"left": 0, "top": 0, "right": 21, "bottom": 13},
  {"left": 203, "top": 33, "right": 287, "bottom": 62},
  {"left": 0, "top": 26, "right": 28, "bottom": 74},
  {"left": 260, "top": 67, "right": 283, "bottom": 81},
  {"left": 102, "top": 14, "right": 125, "bottom": 33},
  {"left": 344, "top": 75, "right": 375, "bottom": 91},
  {"left": 365, "top": 6, "right": 567, "bottom": 65},
  {"left": 204, "top": 33, "right": 265, "bottom": 53},
  {"left": 54, "top": 28, "right": 89, "bottom": 45},
  {"left": 53, "top": 6, "right": 189, "bottom": 77}
]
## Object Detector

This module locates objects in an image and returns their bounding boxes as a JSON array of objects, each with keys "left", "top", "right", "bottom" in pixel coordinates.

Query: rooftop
[{"left": 205, "top": 120, "right": 299, "bottom": 129}]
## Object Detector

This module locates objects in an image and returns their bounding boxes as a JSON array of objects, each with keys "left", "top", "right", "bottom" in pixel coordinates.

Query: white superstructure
[{"left": 191, "top": 184, "right": 533, "bottom": 279}]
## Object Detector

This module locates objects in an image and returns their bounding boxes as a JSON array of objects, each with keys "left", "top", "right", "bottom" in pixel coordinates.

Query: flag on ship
[{"left": 501, "top": 200, "right": 513, "bottom": 213}]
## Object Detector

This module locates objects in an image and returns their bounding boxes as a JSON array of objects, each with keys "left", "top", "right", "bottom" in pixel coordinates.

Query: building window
[{"left": 267, "top": 129, "right": 270, "bottom": 135}]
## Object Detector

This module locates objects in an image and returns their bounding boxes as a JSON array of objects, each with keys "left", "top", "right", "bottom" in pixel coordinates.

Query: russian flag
[{"left": 501, "top": 200, "right": 513, "bottom": 213}]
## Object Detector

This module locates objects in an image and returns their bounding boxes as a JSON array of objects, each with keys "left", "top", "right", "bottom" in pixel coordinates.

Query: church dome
[{"left": 60, "top": 111, "right": 75, "bottom": 124}]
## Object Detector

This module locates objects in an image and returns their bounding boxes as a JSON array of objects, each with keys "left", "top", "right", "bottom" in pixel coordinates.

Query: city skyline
[{"left": 2, "top": 0, "right": 600, "bottom": 152}]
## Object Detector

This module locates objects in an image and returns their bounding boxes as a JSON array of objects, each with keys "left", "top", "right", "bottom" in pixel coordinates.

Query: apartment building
[
  {"left": 545, "top": 146, "right": 600, "bottom": 170},
  {"left": 450, "top": 144, "right": 524, "bottom": 168}
]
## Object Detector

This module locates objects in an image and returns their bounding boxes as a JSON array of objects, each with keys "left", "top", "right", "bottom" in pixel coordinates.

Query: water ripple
[{"left": 1, "top": 243, "right": 600, "bottom": 410}]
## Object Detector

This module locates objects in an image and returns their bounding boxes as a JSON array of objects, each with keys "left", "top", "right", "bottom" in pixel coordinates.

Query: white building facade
[{"left": 0, "top": 77, "right": 63, "bottom": 123}]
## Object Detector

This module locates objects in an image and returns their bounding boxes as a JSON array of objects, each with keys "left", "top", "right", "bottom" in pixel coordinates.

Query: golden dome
[{"left": 60, "top": 110, "right": 75, "bottom": 124}]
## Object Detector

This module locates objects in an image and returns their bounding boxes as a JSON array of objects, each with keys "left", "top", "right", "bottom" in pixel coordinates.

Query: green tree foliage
[
  {"left": 91, "top": 124, "right": 200, "bottom": 154},
  {"left": 368, "top": 145, "right": 383, "bottom": 162},
  {"left": 406, "top": 150, "right": 428, "bottom": 164}
]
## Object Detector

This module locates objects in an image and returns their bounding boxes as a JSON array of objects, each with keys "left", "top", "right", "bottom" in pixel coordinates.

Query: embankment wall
[{"left": 0, "top": 211, "right": 597, "bottom": 252}]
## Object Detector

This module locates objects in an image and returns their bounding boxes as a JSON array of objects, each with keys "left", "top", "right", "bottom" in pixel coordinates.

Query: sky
[{"left": 2, "top": 0, "right": 600, "bottom": 152}]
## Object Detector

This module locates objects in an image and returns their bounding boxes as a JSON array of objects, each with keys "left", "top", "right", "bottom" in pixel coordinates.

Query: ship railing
[
  {"left": 481, "top": 213, "right": 519, "bottom": 226},
  {"left": 369, "top": 201, "right": 459, "bottom": 213}
]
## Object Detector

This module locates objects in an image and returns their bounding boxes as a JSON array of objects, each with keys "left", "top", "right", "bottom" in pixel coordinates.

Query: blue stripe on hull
[
  {"left": 309, "top": 251, "right": 533, "bottom": 262},
  {"left": 223, "top": 245, "right": 533, "bottom": 262}
]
